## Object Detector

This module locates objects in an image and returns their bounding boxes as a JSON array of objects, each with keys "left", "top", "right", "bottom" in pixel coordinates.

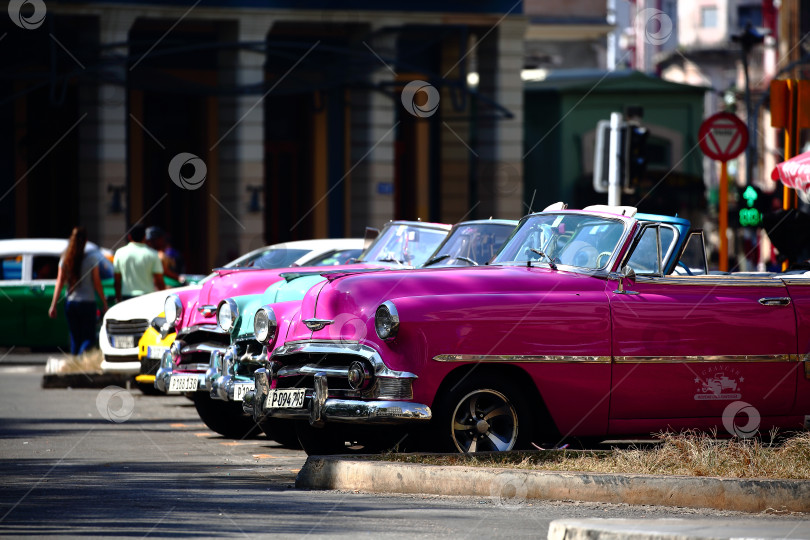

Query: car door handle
[
  {"left": 758, "top": 297, "right": 791, "bottom": 306},
  {"left": 29, "top": 284, "right": 46, "bottom": 294}
]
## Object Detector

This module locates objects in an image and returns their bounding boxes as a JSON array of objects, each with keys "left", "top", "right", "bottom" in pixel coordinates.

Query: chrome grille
[{"left": 106, "top": 319, "right": 148, "bottom": 336}]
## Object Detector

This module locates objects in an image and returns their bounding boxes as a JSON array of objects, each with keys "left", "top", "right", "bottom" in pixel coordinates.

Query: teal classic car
[{"left": 210, "top": 219, "right": 518, "bottom": 444}]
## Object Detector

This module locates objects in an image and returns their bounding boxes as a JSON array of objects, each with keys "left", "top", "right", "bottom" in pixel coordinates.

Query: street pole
[
  {"left": 608, "top": 112, "right": 623, "bottom": 206},
  {"left": 719, "top": 160, "right": 729, "bottom": 272}
]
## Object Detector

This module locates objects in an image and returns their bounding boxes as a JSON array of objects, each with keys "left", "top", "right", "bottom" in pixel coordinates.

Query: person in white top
[
  {"left": 113, "top": 224, "right": 165, "bottom": 303},
  {"left": 48, "top": 226, "right": 108, "bottom": 354}
]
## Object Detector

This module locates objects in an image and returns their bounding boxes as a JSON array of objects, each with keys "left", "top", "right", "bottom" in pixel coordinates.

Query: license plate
[
  {"left": 112, "top": 335, "right": 135, "bottom": 349},
  {"left": 265, "top": 389, "right": 306, "bottom": 409},
  {"left": 168, "top": 375, "right": 199, "bottom": 393},
  {"left": 147, "top": 346, "right": 168, "bottom": 359},
  {"left": 233, "top": 382, "right": 255, "bottom": 402}
]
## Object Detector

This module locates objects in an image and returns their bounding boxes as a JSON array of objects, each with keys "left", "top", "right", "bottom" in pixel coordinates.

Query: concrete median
[{"left": 296, "top": 456, "right": 810, "bottom": 514}]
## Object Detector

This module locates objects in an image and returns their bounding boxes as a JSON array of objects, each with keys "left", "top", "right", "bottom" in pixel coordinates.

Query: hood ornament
[{"left": 303, "top": 318, "right": 334, "bottom": 331}]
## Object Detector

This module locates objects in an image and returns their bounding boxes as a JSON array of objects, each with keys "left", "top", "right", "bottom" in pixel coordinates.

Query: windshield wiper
[
  {"left": 528, "top": 248, "right": 558, "bottom": 270},
  {"left": 455, "top": 256, "right": 478, "bottom": 266},
  {"left": 423, "top": 254, "right": 450, "bottom": 267},
  {"left": 377, "top": 256, "right": 405, "bottom": 265}
]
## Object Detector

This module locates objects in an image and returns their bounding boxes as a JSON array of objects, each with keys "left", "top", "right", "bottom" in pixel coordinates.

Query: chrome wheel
[{"left": 451, "top": 389, "right": 518, "bottom": 453}]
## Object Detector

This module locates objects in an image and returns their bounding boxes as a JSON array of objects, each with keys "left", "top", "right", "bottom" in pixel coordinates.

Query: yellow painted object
[{"left": 136, "top": 312, "right": 175, "bottom": 385}]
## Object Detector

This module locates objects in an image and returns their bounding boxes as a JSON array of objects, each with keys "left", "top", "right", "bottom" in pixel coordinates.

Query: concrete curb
[
  {"left": 41, "top": 372, "right": 132, "bottom": 389},
  {"left": 547, "top": 518, "right": 810, "bottom": 540},
  {"left": 296, "top": 457, "right": 810, "bottom": 514}
]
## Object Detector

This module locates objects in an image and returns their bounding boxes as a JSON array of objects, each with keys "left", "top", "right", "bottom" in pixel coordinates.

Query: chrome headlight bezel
[
  {"left": 374, "top": 300, "right": 400, "bottom": 340},
  {"left": 253, "top": 306, "right": 277, "bottom": 344},
  {"left": 216, "top": 298, "right": 239, "bottom": 333},
  {"left": 164, "top": 294, "right": 183, "bottom": 325}
]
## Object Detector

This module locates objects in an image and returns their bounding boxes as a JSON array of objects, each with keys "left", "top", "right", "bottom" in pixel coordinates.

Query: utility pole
[{"left": 608, "top": 112, "right": 624, "bottom": 206}]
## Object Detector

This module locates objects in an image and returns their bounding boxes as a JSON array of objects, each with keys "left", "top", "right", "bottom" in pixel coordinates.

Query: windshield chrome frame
[{"left": 489, "top": 211, "right": 635, "bottom": 277}]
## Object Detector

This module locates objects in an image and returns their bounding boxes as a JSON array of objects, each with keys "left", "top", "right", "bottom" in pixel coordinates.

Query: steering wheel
[
  {"left": 595, "top": 251, "right": 612, "bottom": 268},
  {"left": 675, "top": 261, "right": 694, "bottom": 275},
  {"left": 560, "top": 241, "right": 598, "bottom": 268}
]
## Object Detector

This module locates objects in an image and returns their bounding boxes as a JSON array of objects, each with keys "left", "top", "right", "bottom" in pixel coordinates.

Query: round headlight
[
  {"left": 374, "top": 300, "right": 400, "bottom": 340},
  {"left": 164, "top": 294, "right": 182, "bottom": 325},
  {"left": 217, "top": 299, "right": 238, "bottom": 333},
  {"left": 253, "top": 307, "right": 277, "bottom": 344}
]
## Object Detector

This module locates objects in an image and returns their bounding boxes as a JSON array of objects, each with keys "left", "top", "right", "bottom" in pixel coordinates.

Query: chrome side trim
[
  {"left": 433, "top": 354, "right": 611, "bottom": 363},
  {"left": 272, "top": 341, "right": 417, "bottom": 380},
  {"left": 636, "top": 275, "right": 785, "bottom": 287},
  {"left": 613, "top": 354, "right": 798, "bottom": 364}
]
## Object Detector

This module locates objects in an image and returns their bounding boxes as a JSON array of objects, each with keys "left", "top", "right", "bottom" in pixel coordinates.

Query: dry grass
[
  {"left": 382, "top": 431, "right": 810, "bottom": 480},
  {"left": 48, "top": 348, "right": 104, "bottom": 374}
]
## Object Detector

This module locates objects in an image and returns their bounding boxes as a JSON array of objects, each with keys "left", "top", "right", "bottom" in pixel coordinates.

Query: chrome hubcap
[{"left": 451, "top": 389, "right": 518, "bottom": 453}]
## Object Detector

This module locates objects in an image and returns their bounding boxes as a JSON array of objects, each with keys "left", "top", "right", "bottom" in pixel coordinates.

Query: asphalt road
[{"left": 0, "top": 363, "right": 807, "bottom": 539}]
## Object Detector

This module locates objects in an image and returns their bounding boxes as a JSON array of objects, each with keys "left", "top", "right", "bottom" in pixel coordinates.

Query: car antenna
[{"left": 528, "top": 189, "right": 536, "bottom": 213}]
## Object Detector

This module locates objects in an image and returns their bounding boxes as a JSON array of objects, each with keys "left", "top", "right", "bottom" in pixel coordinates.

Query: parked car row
[{"left": 93, "top": 205, "right": 810, "bottom": 455}]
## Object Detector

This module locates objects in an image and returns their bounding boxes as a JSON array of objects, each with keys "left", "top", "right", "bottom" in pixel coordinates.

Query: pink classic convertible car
[{"left": 247, "top": 206, "right": 810, "bottom": 454}]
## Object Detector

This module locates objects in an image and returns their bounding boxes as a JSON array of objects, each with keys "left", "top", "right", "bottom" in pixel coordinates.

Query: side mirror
[
  {"left": 621, "top": 265, "right": 636, "bottom": 284},
  {"left": 613, "top": 266, "right": 638, "bottom": 295},
  {"left": 150, "top": 316, "right": 167, "bottom": 332}
]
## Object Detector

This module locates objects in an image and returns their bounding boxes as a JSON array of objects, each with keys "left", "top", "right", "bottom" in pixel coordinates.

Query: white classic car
[{"left": 100, "top": 238, "right": 365, "bottom": 375}]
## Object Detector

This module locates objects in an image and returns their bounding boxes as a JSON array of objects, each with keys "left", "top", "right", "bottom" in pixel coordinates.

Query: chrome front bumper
[
  {"left": 243, "top": 367, "right": 432, "bottom": 425},
  {"left": 208, "top": 343, "right": 266, "bottom": 401},
  {"left": 154, "top": 340, "right": 223, "bottom": 393}
]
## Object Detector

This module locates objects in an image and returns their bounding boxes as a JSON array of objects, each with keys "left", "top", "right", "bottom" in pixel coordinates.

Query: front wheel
[
  {"left": 433, "top": 374, "right": 534, "bottom": 453},
  {"left": 259, "top": 418, "right": 301, "bottom": 449},
  {"left": 193, "top": 393, "right": 262, "bottom": 439},
  {"left": 294, "top": 422, "right": 407, "bottom": 456}
]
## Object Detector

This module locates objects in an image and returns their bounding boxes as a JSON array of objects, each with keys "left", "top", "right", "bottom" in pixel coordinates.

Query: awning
[{"left": 771, "top": 150, "right": 810, "bottom": 204}]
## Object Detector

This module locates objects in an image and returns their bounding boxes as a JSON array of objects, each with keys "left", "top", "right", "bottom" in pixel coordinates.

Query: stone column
[
  {"left": 91, "top": 10, "right": 138, "bottom": 250},
  {"left": 220, "top": 16, "right": 272, "bottom": 259},
  {"left": 347, "top": 24, "right": 397, "bottom": 234},
  {"left": 476, "top": 17, "right": 526, "bottom": 220}
]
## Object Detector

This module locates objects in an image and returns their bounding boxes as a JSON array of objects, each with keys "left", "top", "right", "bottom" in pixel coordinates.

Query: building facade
[{"left": 1, "top": 1, "right": 527, "bottom": 272}]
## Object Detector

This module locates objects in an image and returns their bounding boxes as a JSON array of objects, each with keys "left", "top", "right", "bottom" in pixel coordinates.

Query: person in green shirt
[{"left": 113, "top": 224, "right": 165, "bottom": 303}]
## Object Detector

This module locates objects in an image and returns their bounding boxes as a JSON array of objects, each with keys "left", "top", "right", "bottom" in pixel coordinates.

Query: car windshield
[
  {"left": 300, "top": 248, "right": 364, "bottom": 266},
  {"left": 422, "top": 222, "right": 515, "bottom": 267},
  {"left": 224, "top": 248, "right": 312, "bottom": 270},
  {"left": 358, "top": 224, "right": 448, "bottom": 267},
  {"left": 492, "top": 213, "right": 626, "bottom": 270}
]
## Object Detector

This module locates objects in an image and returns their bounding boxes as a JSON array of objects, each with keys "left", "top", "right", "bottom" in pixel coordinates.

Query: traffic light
[{"left": 624, "top": 123, "right": 648, "bottom": 190}]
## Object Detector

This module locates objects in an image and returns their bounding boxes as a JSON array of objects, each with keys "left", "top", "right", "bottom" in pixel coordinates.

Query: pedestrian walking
[
  {"left": 48, "top": 226, "right": 109, "bottom": 355},
  {"left": 113, "top": 224, "right": 165, "bottom": 303}
]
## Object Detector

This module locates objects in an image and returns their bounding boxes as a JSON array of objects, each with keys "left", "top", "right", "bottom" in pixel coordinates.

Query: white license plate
[
  {"left": 265, "top": 389, "right": 306, "bottom": 409},
  {"left": 233, "top": 382, "right": 255, "bottom": 402},
  {"left": 147, "top": 346, "right": 168, "bottom": 359},
  {"left": 112, "top": 335, "right": 135, "bottom": 349},
  {"left": 168, "top": 375, "right": 199, "bottom": 393}
]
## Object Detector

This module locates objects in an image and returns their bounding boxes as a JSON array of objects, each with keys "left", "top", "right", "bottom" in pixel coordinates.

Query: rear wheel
[
  {"left": 433, "top": 374, "right": 534, "bottom": 453},
  {"left": 193, "top": 393, "right": 262, "bottom": 439}
]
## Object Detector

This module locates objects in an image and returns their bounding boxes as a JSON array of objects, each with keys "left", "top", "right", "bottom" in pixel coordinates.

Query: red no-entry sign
[{"left": 699, "top": 112, "right": 748, "bottom": 162}]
